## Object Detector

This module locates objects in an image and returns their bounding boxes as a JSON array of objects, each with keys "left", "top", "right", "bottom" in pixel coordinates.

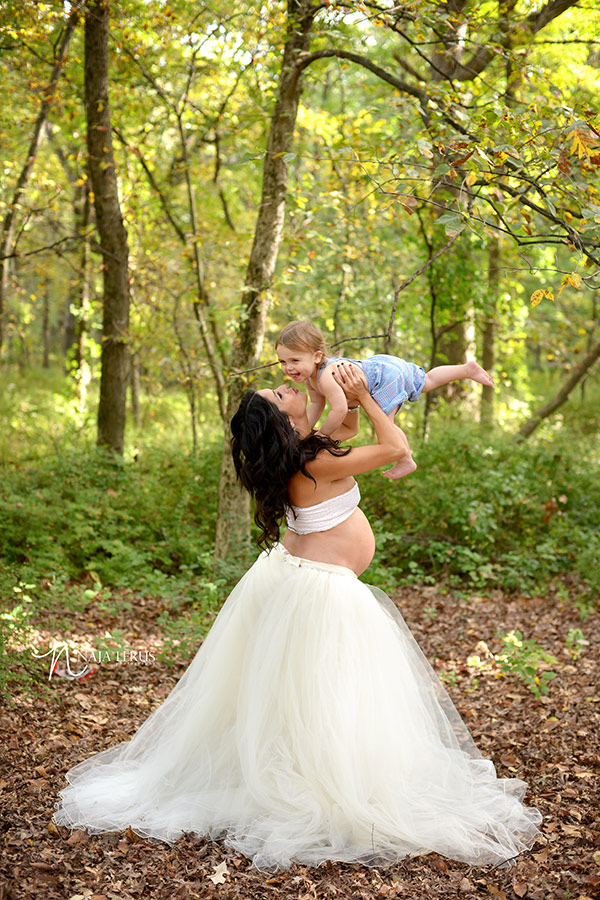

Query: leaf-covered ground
[{"left": 0, "top": 577, "right": 598, "bottom": 900}]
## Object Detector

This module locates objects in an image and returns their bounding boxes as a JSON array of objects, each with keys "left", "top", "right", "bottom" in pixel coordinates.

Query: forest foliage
[
  {"left": 1, "top": 1, "right": 599, "bottom": 430},
  {"left": 0, "top": 1, "right": 599, "bottom": 698}
]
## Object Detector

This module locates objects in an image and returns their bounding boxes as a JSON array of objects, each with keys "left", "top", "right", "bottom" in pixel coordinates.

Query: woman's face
[{"left": 256, "top": 384, "right": 307, "bottom": 420}]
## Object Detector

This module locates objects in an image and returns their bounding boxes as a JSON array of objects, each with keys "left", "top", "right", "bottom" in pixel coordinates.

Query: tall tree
[
  {"left": 480, "top": 234, "right": 500, "bottom": 427},
  {"left": 85, "top": 0, "right": 130, "bottom": 453},
  {"left": 214, "top": 0, "right": 317, "bottom": 559},
  {"left": 0, "top": 1, "right": 82, "bottom": 354}
]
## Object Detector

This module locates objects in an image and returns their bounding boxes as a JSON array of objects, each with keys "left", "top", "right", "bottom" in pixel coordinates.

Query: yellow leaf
[
  {"left": 557, "top": 272, "right": 582, "bottom": 297},
  {"left": 530, "top": 289, "right": 544, "bottom": 307},
  {"left": 570, "top": 129, "right": 596, "bottom": 159},
  {"left": 466, "top": 171, "right": 477, "bottom": 187}
]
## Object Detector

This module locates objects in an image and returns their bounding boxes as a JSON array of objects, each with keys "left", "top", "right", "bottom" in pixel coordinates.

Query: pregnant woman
[{"left": 53, "top": 364, "right": 541, "bottom": 871}]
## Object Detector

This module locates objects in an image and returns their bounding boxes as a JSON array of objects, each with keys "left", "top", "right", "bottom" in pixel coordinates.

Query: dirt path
[{"left": 0, "top": 578, "right": 598, "bottom": 900}]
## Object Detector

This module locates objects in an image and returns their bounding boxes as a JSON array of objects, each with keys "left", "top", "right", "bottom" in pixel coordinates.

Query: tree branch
[
  {"left": 453, "top": 0, "right": 580, "bottom": 81},
  {"left": 516, "top": 338, "right": 600, "bottom": 440},
  {"left": 113, "top": 126, "right": 187, "bottom": 244},
  {"left": 291, "top": 48, "right": 478, "bottom": 138},
  {"left": 229, "top": 233, "right": 460, "bottom": 377},
  {"left": 331, "top": 231, "right": 460, "bottom": 350}
]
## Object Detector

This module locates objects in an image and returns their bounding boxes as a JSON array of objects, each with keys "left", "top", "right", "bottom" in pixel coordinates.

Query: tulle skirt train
[{"left": 53, "top": 544, "right": 541, "bottom": 870}]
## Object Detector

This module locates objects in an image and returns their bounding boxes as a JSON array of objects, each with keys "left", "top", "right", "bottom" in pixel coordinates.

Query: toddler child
[{"left": 276, "top": 320, "right": 493, "bottom": 479}]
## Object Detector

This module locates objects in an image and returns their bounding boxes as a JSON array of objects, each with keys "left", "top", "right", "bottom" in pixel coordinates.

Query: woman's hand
[{"left": 332, "top": 362, "right": 369, "bottom": 407}]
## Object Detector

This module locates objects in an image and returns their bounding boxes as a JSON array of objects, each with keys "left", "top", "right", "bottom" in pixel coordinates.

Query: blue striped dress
[{"left": 319, "top": 355, "right": 426, "bottom": 416}]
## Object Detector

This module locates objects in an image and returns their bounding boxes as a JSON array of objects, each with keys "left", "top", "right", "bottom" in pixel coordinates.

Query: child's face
[{"left": 276, "top": 343, "right": 322, "bottom": 383}]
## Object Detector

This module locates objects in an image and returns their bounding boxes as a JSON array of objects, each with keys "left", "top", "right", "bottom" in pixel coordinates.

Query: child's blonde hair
[{"left": 276, "top": 320, "right": 331, "bottom": 359}]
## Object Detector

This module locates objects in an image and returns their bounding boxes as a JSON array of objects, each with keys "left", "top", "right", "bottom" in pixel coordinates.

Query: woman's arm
[
  {"left": 337, "top": 363, "right": 410, "bottom": 455},
  {"left": 307, "top": 364, "right": 410, "bottom": 480}
]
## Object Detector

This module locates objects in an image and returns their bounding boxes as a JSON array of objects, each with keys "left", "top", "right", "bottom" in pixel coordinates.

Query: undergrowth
[
  {"left": 361, "top": 423, "right": 600, "bottom": 599},
  {"left": 0, "top": 371, "right": 598, "bottom": 702}
]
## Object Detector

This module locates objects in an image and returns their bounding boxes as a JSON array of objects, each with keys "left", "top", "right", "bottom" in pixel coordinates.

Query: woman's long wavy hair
[{"left": 231, "top": 390, "right": 350, "bottom": 550}]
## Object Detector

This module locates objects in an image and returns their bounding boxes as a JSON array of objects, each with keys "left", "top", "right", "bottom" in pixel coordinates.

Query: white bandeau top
[{"left": 285, "top": 482, "right": 360, "bottom": 535}]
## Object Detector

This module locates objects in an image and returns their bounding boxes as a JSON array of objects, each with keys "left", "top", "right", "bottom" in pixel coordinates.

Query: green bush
[
  {"left": 0, "top": 439, "right": 245, "bottom": 700},
  {"left": 1, "top": 372, "right": 598, "bottom": 701},
  {"left": 496, "top": 630, "right": 559, "bottom": 698},
  {"left": 0, "top": 443, "right": 222, "bottom": 582},
  {"left": 361, "top": 422, "right": 600, "bottom": 597}
]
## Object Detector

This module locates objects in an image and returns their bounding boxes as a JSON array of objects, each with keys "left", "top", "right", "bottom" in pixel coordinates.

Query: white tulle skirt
[{"left": 53, "top": 544, "right": 541, "bottom": 870}]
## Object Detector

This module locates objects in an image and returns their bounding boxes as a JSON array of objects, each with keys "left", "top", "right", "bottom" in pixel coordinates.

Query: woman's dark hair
[{"left": 231, "top": 390, "right": 350, "bottom": 550}]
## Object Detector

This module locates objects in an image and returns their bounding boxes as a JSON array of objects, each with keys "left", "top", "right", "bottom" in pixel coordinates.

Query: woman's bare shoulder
[{"left": 287, "top": 468, "right": 319, "bottom": 505}]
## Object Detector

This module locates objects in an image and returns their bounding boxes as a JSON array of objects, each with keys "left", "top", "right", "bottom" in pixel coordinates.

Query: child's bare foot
[
  {"left": 383, "top": 457, "right": 417, "bottom": 480},
  {"left": 466, "top": 360, "right": 493, "bottom": 387}
]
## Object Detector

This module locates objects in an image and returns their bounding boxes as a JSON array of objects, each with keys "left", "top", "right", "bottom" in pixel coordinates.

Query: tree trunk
[
  {"left": 42, "top": 278, "right": 51, "bottom": 369},
  {"left": 425, "top": 11, "right": 470, "bottom": 397},
  {"left": 517, "top": 340, "right": 600, "bottom": 440},
  {"left": 75, "top": 178, "right": 92, "bottom": 410},
  {"left": 214, "top": 0, "right": 316, "bottom": 560},
  {"left": 64, "top": 179, "right": 91, "bottom": 383},
  {"left": 480, "top": 235, "right": 500, "bottom": 427},
  {"left": 581, "top": 291, "right": 598, "bottom": 401},
  {"left": 0, "top": 3, "right": 81, "bottom": 355},
  {"left": 176, "top": 113, "right": 227, "bottom": 420},
  {"left": 63, "top": 292, "right": 77, "bottom": 362},
  {"left": 130, "top": 351, "right": 142, "bottom": 429},
  {"left": 85, "top": 0, "right": 130, "bottom": 454}
]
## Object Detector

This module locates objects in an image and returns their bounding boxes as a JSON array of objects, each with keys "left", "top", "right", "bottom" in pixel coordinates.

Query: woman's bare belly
[{"left": 281, "top": 507, "right": 375, "bottom": 576}]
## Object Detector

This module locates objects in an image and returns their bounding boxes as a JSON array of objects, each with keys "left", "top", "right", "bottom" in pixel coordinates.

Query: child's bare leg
[
  {"left": 382, "top": 412, "right": 417, "bottom": 479},
  {"left": 423, "top": 361, "right": 493, "bottom": 392}
]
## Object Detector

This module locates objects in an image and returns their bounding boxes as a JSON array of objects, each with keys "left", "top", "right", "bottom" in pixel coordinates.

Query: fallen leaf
[
  {"left": 513, "top": 883, "right": 528, "bottom": 898},
  {"left": 209, "top": 861, "right": 229, "bottom": 885},
  {"left": 66, "top": 829, "right": 90, "bottom": 846},
  {"left": 560, "top": 823, "right": 582, "bottom": 836},
  {"left": 460, "top": 877, "right": 472, "bottom": 892},
  {"left": 487, "top": 887, "right": 508, "bottom": 900}
]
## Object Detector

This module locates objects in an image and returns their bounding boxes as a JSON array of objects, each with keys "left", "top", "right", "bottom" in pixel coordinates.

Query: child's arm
[
  {"left": 329, "top": 408, "right": 360, "bottom": 442},
  {"left": 314, "top": 367, "right": 350, "bottom": 436},
  {"left": 306, "top": 380, "right": 326, "bottom": 430}
]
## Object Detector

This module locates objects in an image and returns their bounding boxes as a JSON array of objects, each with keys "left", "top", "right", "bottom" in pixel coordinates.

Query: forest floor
[{"left": 0, "top": 575, "right": 598, "bottom": 900}]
